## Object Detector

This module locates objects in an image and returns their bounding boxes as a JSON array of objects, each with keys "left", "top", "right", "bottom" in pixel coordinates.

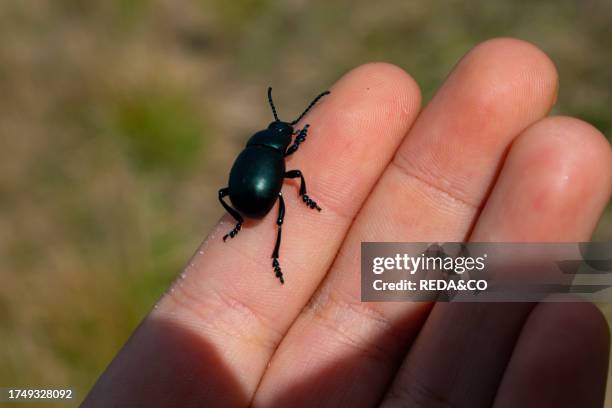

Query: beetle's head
[
  {"left": 262, "top": 87, "right": 330, "bottom": 152},
  {"left": 265, "top": 121, "right": 293, "bottom": 150},
  {"left": 268, "top": 121, "right": 294, "bottom": 137}
]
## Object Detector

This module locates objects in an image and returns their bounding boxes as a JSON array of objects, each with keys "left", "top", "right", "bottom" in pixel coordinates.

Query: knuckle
[
  {"left": 303, "top": 291, "right": 397, "bottom": 364},
  {"left": 166, "top": 281, "right": 283, "bottom": 353},
  {"left": 390, "top": 155, "right": 479, "bottom": 211}
]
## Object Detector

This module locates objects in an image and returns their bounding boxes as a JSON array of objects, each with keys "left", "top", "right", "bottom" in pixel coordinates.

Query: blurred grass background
[{"left": 0, "top": 0, "right": 611, "bottom": 406}]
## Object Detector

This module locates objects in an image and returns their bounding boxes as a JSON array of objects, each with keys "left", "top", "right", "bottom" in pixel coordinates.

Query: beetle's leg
[
  {"left": 284, "top": 124, "right": 310, "bottom": 157},
  {"left": 218, "top": 187, "right": 244, "bottom": 241},
  {"left": 271, "top": 192, "right": 285, "bottom": 284},
  {"left": 284, "top": 170, "right": 321, "bottom": 211}
]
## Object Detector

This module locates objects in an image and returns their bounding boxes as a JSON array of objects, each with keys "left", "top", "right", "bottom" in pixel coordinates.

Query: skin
[{"left": 83, "top": 38, "right": 612, "bottom": 407}]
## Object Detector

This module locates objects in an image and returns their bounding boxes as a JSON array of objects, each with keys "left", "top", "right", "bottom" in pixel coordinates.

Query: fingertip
[
  {"left": 511, "top": 116, "right": 612, "bottom": 206},
  {"left": 453, "top": 37, "right": 559, "bottom": 121},
  {"left": 472, "top": 115, "right": 611, "bottom": 241},
  {"left": 328, "top": 62, "right": 422, "bottom": 128}
]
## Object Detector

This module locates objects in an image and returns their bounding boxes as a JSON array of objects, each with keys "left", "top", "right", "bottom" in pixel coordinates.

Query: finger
[
  {"left": 253, "top": 38, "right": 558, "bottom": 407},
  {"left": 383, "top": 116, "right": 612, "bottom": 407},
  {"left": 83, "top": 63, "right": 422, "bottom": 406},
  {"left": 493, "top": 302, "right": 609, "bottom": 408}
]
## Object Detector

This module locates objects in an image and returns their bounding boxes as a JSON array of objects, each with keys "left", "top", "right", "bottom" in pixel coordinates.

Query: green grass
[{"left": 109, "top": 89, "right": 204, "bottom": 173}]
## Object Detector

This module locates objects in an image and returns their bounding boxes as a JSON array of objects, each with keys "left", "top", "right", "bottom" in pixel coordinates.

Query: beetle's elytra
[{"left": 218, "top": 87, "right": 330, "bottom": 284}]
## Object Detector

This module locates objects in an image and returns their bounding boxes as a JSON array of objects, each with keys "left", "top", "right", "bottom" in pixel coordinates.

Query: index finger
[{"left": 83, "top": 63, "right": 421, "bottom": 406}]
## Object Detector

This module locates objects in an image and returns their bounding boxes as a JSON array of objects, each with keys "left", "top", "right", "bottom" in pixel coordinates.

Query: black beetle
[{"left": 218, "top": 87, "right": 330, "bottom": 284}]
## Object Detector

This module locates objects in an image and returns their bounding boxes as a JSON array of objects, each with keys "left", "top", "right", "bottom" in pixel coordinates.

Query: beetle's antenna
[
  {"left": 268, "top": 87, "right": 279, "bottom": 122},
  {"left": 290, "top": 90, "right": 330, "bottom": 125}
]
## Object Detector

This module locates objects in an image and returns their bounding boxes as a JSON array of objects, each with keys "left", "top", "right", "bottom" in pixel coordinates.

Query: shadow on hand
[
  {"left": 82, "top": 301, "right": 608, "bottom": 407},
  {"left": 81, "top": 315, "right": 249, "bottom": 407}
]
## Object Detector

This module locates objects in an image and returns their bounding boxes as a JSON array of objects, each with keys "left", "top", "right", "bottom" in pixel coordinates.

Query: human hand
[{"left": 83, "top": 38, "right": 611, "bottom": 408}]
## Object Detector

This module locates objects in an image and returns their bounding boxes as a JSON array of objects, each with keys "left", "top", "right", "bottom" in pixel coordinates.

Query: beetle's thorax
[{"left": 246, "top": 121, "right": 293, "bottom": 152}]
